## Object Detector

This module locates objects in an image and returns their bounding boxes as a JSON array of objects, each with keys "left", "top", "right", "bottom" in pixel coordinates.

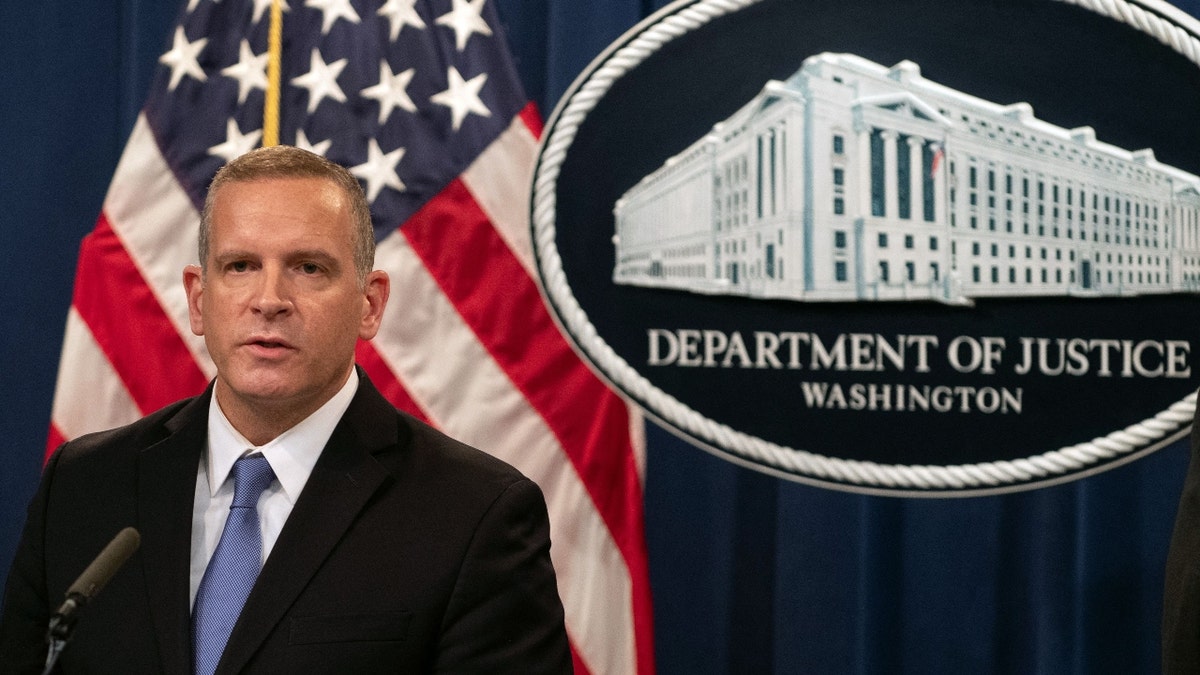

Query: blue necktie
[{"left": 192, "top": 455, "right": 276, "bottom": 675}]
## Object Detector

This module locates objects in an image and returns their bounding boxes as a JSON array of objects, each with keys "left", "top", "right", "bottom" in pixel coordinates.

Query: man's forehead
[{"left": 209, "top": 179, "right": 354, "bottom": 245}]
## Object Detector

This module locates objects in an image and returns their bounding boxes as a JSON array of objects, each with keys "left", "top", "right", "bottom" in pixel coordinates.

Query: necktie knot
[{"left": 230, "top": 455, "right": 275, "bottom": 508}]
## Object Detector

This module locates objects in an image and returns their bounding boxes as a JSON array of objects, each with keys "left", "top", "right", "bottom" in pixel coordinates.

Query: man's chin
[{"left": 217, "top": 372, "right": 304, "bottom": 407}]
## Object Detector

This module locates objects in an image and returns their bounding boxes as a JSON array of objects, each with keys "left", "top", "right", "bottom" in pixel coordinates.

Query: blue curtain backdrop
[{"left": 1, "top": 1, "right": 1197, "bottom": 672}]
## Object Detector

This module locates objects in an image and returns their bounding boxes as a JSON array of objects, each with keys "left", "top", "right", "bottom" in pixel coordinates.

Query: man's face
[{"left": 184, "top": 176, "right": 388, "bottom": 433}]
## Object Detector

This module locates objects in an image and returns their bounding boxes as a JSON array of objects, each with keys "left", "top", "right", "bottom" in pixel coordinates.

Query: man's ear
[
  {"left": 358, "top": 270, "right": 390, "bottom": 341},
  {"left": 183, "top": 265, "right": 205, "bottom": 336}
]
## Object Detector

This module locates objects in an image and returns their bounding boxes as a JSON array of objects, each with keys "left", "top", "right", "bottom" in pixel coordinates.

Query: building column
[
  {"left": 856, "top": 127, "right": 871, "bottom": 218},
  {"left": 882, "top": 129, "right": 898, "bottom": 220},
  {"left": 908, "top": 136, "right": 923, "bottom": 223}
]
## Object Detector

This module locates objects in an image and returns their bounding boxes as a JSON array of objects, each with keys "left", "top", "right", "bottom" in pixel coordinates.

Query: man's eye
[
  {"left": 299, "top": 263, "right": 321, "bottom": 274},
  {"left": 229, "top": 261, "right": 251, "bottom": 272}
]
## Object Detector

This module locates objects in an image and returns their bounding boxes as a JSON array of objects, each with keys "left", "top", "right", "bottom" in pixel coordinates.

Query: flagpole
[{"left": 263, "top": 0, "right": 283, "bottom": 147}]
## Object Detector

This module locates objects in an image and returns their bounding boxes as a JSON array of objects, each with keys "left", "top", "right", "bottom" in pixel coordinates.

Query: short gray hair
[{"left": 200, "top": 146, "right": 374, "bottom": 282}]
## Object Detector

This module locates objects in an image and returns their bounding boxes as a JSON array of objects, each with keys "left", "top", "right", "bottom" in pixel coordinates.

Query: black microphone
[{"left": 47, "top": 527, "right": 141, "bottom": 642}]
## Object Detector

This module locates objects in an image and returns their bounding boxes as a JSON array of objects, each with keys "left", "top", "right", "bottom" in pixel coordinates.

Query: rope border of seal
[{"left": 531, "top": 0, "right": 1200, "bottom": 493}]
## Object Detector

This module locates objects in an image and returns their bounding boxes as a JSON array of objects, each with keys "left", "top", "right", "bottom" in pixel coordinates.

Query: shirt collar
[{"left": 205, "top": 369, "right": 359, "bottom": 503}]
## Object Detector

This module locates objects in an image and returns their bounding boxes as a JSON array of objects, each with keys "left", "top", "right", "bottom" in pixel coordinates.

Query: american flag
[{"left": 47, "top": 0, "right": 654, "bottom": 672}]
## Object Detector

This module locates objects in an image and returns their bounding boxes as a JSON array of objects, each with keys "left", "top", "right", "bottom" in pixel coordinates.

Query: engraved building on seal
[{"left": 611, "top": 52, "right": 1200, "bottom": 303}]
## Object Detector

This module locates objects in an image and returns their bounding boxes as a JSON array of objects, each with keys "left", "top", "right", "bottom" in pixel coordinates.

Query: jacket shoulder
[
  {"left": 396, "top": 410, "right": 530, "bottom": 486},
  {"left": 51, "top": 394, "right": 204, "bottom": 464}
]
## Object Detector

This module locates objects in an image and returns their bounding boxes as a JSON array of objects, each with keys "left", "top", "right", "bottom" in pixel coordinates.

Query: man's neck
[{"left": 213, "top": 372, "right": 354, "bottom": 446}]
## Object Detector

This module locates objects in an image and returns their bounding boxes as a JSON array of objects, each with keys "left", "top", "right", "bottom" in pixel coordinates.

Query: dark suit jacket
[
  {"left": 1164, "top": 401, "right": 1200, "bottom": 674},
  {"left": 0, "top": 373, "right": 572, "bottom": 674}
]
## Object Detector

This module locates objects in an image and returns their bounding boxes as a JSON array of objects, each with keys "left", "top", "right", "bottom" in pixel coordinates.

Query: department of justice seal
[{"left": 531, "top": 0, "right": 1200, "bottom": 495}]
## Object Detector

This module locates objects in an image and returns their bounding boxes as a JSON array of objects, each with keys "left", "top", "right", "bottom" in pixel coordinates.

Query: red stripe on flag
[
  {"left": 402, "top": 179, "right": 645, "bottom": 548},
  {"left": 570, "top": 643, "right": 592, "bottom": 675},
  {"left": 44, "top": 424, "right": 67, "bottom": 463},
  {"left": 400, "top": 179, "right": 655, "bottom": 672},
  {"left": 354, "top": 340, "right": 431, "bottom": 424},
  {"left": 72, "top": 214, "right": 209, "bottom": 414},
  {"left": 518, "top": 102, "right": 544, "bottom": 140}
]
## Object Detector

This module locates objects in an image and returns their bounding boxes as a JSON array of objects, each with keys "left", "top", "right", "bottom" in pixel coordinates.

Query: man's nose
[{"left": 251, "top": 266, "right": 293, "bottom": 318}]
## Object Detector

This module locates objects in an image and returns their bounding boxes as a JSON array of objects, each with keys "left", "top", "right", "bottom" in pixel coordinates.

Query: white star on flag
[
  {"left": 431, "top": 66, "right": 490, "bottom": 131},
  {"left": 208, "top": 118, "right": 263, "bottom": 162},
  {"left": 305, "top": 0, "right": 361, "bottom": 35},
  {"left": 350, "top": 139, "right": 406, "bottom": 200},
  {"left": 294, "top": 129, "right": 332, "bottom": 157},
  {"left": 436, "top": 0, "right": 493, "bottom": 51},
  {"left": 159, "top": 26, "right": 208, "bottom": 91},
  {"left": 221, "top": 40, "right": 269, "bottom": 104},
  {"left": 361, "top": 61, "right": 417, "bottom": 125},
  {"left": 378, "top": 0, "right": 426, "bottom": 40},
  {"left": 291, "top": 48, "right": 349, "bottom": 113}
]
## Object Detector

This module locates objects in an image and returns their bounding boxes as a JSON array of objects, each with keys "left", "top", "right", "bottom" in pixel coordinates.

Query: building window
[
  {"left": 833, "top": 167, "right": 844, "bottom": 186},
  {"left": 897, "top": 134, "right": 912, "bottom": 220},
  {"left": 879, "top": 232, "right": 888, "bottom": 248},
  {"left": 835, "top": 260, "right": 847, "bottom": 281},
  {"left": 756, "top": 135, "right": 764, "bottom": 219},
  {"left": 906, "top": 261, "right": 916, "bottom": 282},
  {"left": 922, "top": 142, "right": 937, "bottom": 222},
  {"left": 833, "top": 197, "right": 845, "bottom": 215},
  {"left": 879, "top": 260, "right": 890, "bottom": 283},
  {"left": 833, "top": 134, "right": 845, "bottom": 154},
  {"left": 930, "top": 236, "right": 938, "bottom": 251},
  {"left": 905, "top": 235, "right": 914, "bottom": 249},
  {"left": 834, "top": 230, "right": 847, "bottom": 248},
  {"left": 870, "top": 130, "right": 885, "bottom": 216}
]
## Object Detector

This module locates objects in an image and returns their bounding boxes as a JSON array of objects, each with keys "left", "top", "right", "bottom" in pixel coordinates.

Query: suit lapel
[
  {"left": 138, "top": 390, "right": 210, "bottom": 675},
  {"left": 218, "top": 374, "right": 399, "bottom": 674}
]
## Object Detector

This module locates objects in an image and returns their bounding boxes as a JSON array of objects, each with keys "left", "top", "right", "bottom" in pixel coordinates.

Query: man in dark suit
[
  {"left": 0, "top": 146, "right": 572, "bottom": 673},
  {"left": 1164, "top": 405, "right": 1200, "bottom": 674}
]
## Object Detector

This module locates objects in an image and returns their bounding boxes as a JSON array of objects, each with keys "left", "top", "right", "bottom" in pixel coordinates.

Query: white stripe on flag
[
  {"left": 104, "top": 115, "right": 214, "bottom": 378},
  {"left": 460, "top": 115, "right": 539, "bottom": 277},
  {"left": 50, "top": 308, "right": 142, "bottom": 440}
]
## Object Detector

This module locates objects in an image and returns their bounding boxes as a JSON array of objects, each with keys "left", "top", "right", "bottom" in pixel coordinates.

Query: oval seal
[{"left": 531, "top": 0, "right": 1200, "bottom": 495}]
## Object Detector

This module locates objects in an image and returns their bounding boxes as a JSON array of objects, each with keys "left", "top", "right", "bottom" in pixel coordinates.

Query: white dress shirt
[{"left": 189, "top": 369, "right": 359, "bottom": 609}]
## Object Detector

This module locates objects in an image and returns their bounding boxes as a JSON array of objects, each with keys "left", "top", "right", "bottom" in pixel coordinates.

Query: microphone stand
[
  {"left": 42, "top": 594, "right": 84, "bottom": 675},
  {"left": 40, "top": 527, "right": 141, "bottom": 674}
]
